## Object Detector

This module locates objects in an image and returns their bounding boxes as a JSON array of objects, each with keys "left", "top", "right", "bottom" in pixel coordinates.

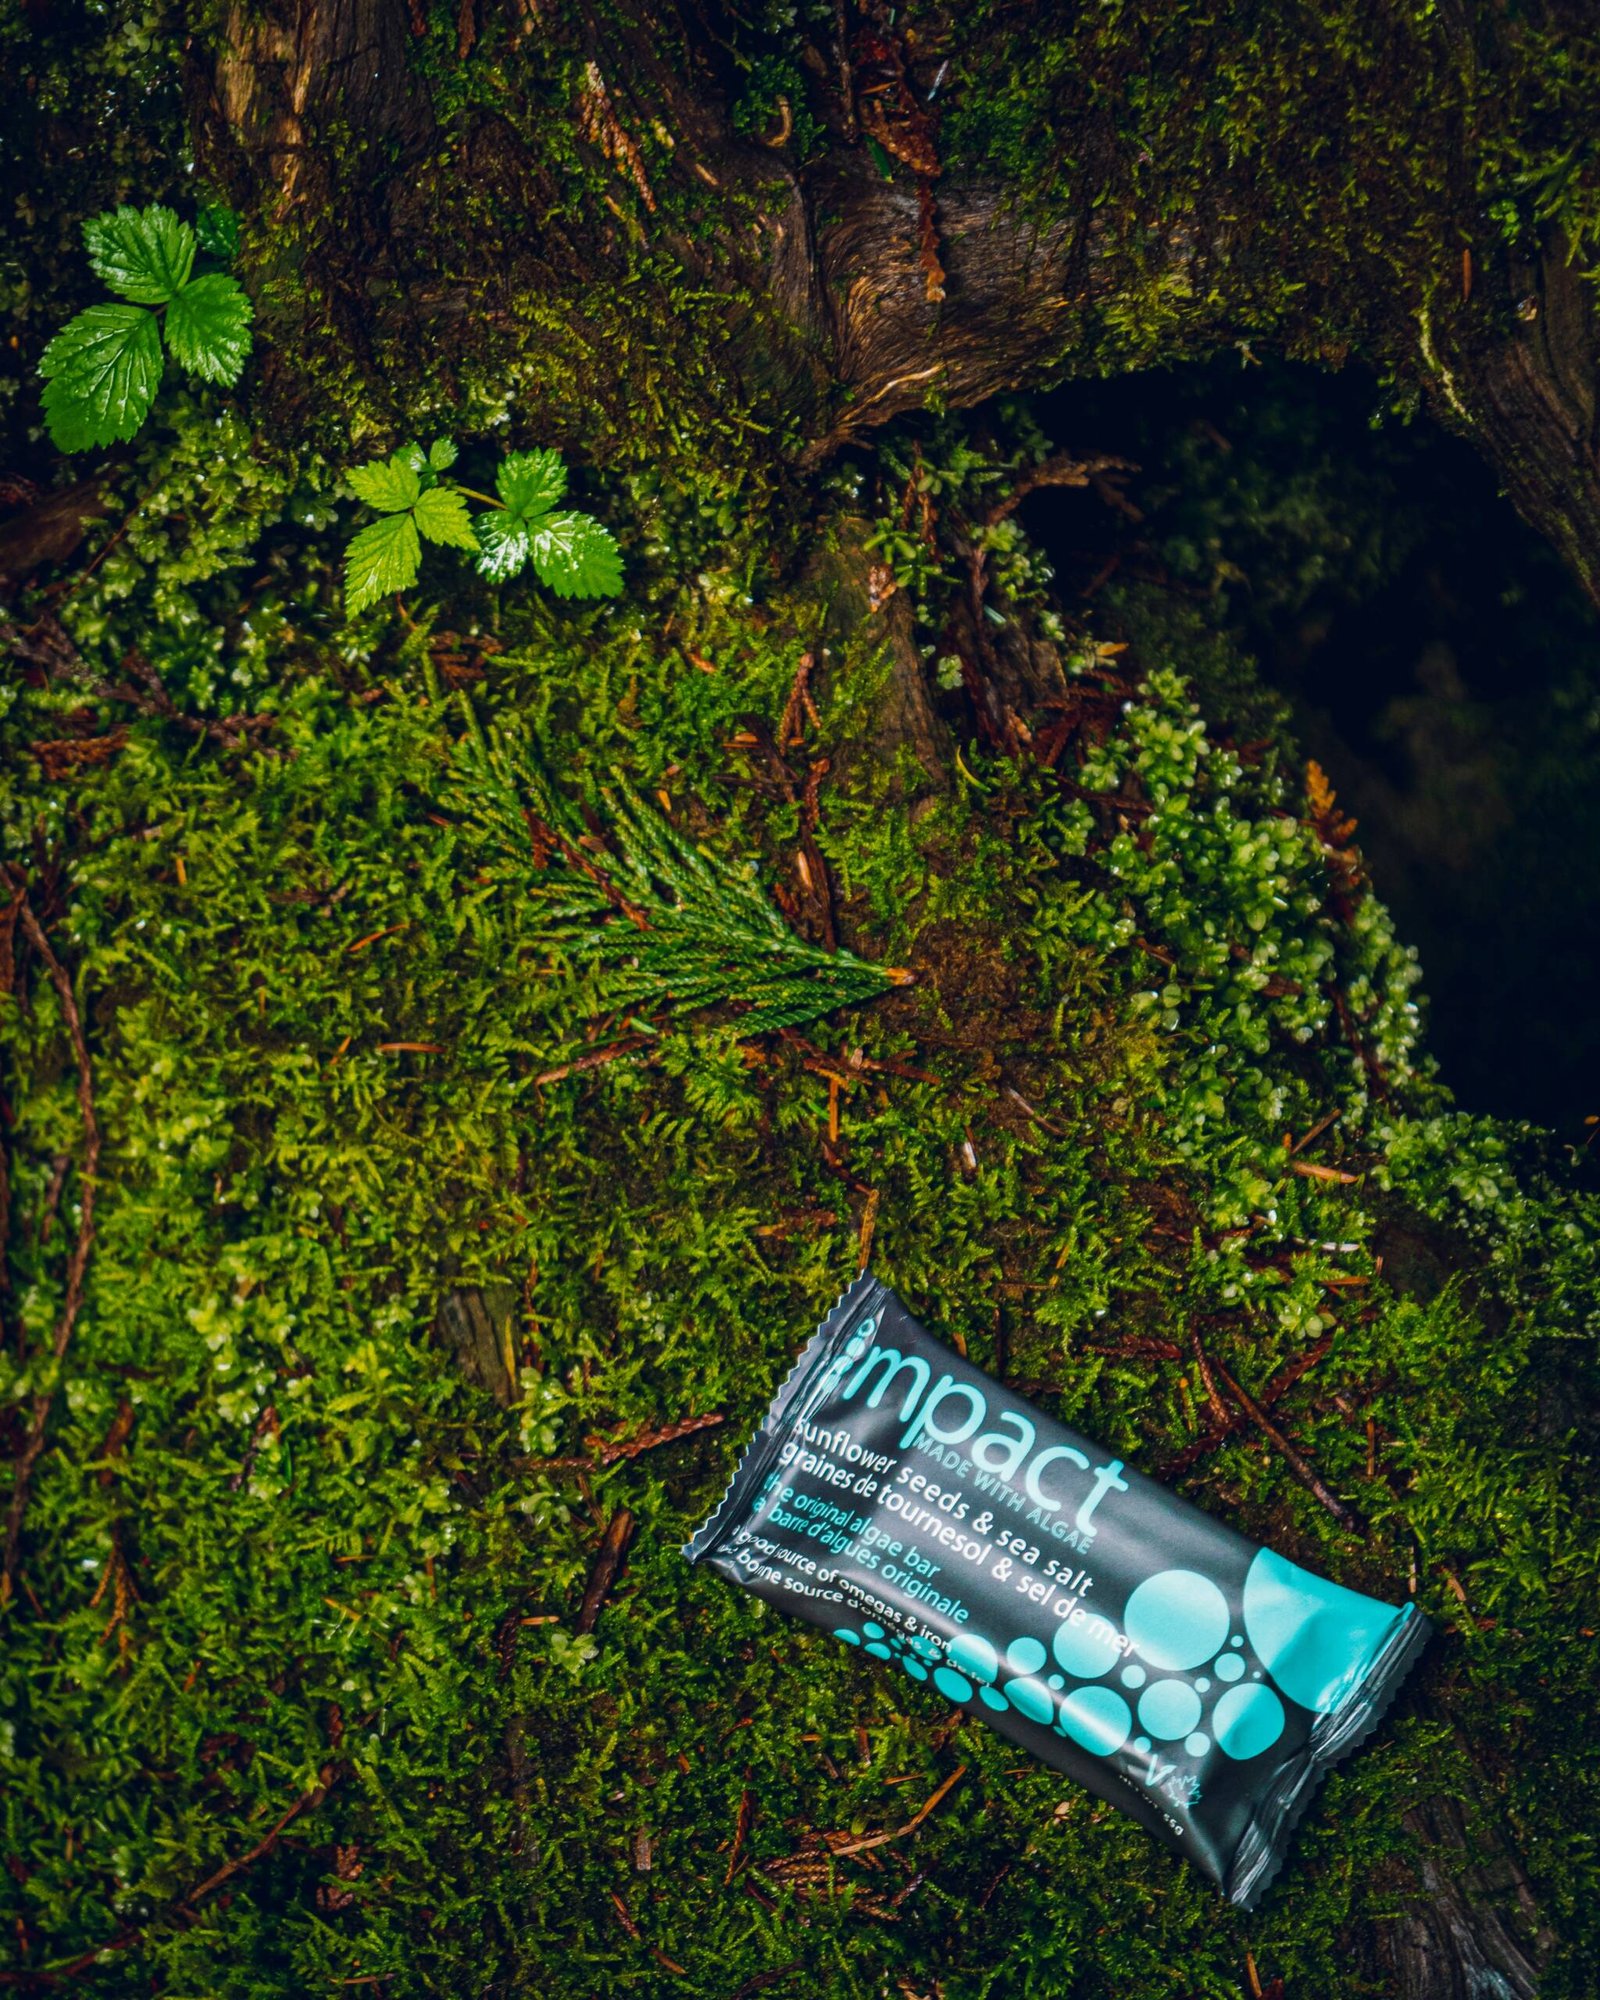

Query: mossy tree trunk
[
  {"left": 4, "top": 3, "right": 1596, "bottom": 1994},
  {"left": 187, "top": 0, "right": 1600, "bottom": 614}
]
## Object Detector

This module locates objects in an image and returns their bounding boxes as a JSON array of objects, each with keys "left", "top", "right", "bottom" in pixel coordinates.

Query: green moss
[
  {"left": 4, "top": 8, "right": 1600, "bottom": 1987},
  {"left": 2, "top": 401, "right": 1596, "bottom": 1992},
  {"left": 939, "top": 1, "right": 1600, "bottom": 386}
]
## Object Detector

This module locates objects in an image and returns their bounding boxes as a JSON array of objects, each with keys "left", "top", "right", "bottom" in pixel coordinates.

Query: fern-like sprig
[{"left": 454, "top": 721, "right": 908, "bottom": 1037}]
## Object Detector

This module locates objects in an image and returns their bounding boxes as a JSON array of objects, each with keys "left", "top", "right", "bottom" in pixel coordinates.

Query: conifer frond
[{"left": 453, "top": 722, "right": 904, "bottom": 1036}]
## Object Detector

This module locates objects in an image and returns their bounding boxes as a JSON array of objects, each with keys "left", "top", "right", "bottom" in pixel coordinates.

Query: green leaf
[
  {"left": 865, "top": 136, "right": 895, "bottom": 182},
  {"left": 395, "top": 442, "right": 429, "bottom": 475},
  {"left": 527, "top": 511, "right": 622, "bottom": 598},
  {"left": 413, "top": 485, "right": 478, "bottom": 550},
  {"left": 194, "top": 202, "right": 241, "bottom": 261},
  {"left": 163, "top": 274, "right": 254, "bottom": 385},
  {"left": 497, "top": 448, "right": 566, "bottom": 521},
  {"left": 348, "top": 453, "right": 423, "bottom": 513},
  {"left": 39, "top": 303, "right": 164, "bottom": 450},
  {"left": 83, "top": 205, "right": 195, "bottom": 304},
  {"left": 474, "top": 512, "right": 531, "bottom": 583},
  {"left": 345, "top": 512, "right": 422, "bottom": 615},
  {"left": 427, "top": 438, "right": 458, "bottom": 472}
]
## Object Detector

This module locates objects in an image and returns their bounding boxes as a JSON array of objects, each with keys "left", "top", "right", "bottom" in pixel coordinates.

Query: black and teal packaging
[{"left": 685, "top": 1273, "right": 1431, "bottom": 1908}]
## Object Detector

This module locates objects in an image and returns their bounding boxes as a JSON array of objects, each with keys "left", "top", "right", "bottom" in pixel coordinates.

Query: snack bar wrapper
[{"left": 685, "top": 1274, "right": 1430, "bottom": 1907}]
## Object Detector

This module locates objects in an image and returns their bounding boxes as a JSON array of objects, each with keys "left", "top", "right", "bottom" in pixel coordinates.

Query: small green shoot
[
  {"left": 342, "top": 440, "right": 622, "bottom": 616},
  {"left": 38, "top": 204, "right": 252, "bottom": 450}
]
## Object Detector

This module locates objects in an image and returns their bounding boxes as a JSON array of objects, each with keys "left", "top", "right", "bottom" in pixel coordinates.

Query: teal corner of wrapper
[{"left": 1225, "top": 1593, "right": 1435, "bottom": 1911}]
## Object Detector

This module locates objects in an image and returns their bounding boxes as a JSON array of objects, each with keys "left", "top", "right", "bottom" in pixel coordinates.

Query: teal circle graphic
[
  {"left": 1007, "top": 1636, "right": 1048, "bottom": 1676},
  {"left": 1047, "top": 1674, "right": 1065, "bottom": 1690},
  {"left": 1056, "top": 1686, "right": 1132, "bottom": 1757},
  {"left": 1195, "top": 1677, "right": 1210, "bottom": 1692},
  {"left": 1120, "top": 1663, "right": 1146, "bottom": 1689},
  {"left": 979, "top": 1685, "right": 1009, "bottom": 1711},
  {"left": 1005, "top": 1676, "right": 1055, "bottom": 1725},
  {"left": 1124, "top": 1569, "right": 1230, "bottom": 1671},
  {"left": 1185, "top": 1732, "right": 1211, "bottom": 1757},
  {"left": 1214, "top": 1682, "right": 1286, "bottom": 1760},
  {"left": 947, "top": 1633, "right": 1000, "bottom": 1685},
  {"left": 1052, "top": 1612, "right": 1124, "bottom": 1680},
  {"left": 1133, "top": 1735, "right": 1152, "bottom": 1754},
  {"left": 865, "top": 1641, "right": 893, "bottom": 1659},
  {"left": 909, "top": 1633, "right": 940, "bottom": 1661},
  {"left": 1214, "top": 1652, "right": 1245, "bottom": 1683},
  {"left": 934, "top": 1666, "right": 974, "bottom": 1704},
  {"left": 902, "top": 1657, "right": 928, "bottom": 1681},
  {"left": 834, "top": 1626, "right": 860, "bottom": 1645},
  {"left": 1138, "top": 1678, "right": 1203, "bottom": 1741},
  {"left": 1242, "top": 1547, "right": 1398, "bottom": 1714},
  {"left": 863, "top": 1622, "right": 885, "bottom": 1639},
  {"left": 1230, "top": 1634, "right": 1244, "bottom": 1647}
]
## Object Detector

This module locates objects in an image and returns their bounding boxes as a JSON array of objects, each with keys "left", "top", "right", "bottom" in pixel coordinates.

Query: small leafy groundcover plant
[
  {"left": 343, "top": 440, "right": 623, "bottom": 614},
  {"left": 38, "top": 203, "right": 252, "bottom": 450}
]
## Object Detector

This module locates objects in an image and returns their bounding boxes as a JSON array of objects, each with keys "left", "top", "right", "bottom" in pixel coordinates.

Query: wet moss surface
[
  {"left": 2, "top": 5, "right": 1599, "bottom": 1996},
  {"left": 3, "top": 388, "right": 1598, "bottom": 1992}
]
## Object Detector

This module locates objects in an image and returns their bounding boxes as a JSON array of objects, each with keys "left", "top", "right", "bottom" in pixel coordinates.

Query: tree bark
[
  {"left": 1450, "top": 232, "right": 1600, "bottom": 613},
  {"left": 1375, "top": 1792, "right": 1554, "bottom": 2000},
  {"left": 179, "top": 0, "right": 1600, "bottom": 624}
]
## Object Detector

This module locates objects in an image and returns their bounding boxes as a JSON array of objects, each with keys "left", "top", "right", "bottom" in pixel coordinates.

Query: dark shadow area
[{"left": 1025, "top": 357, "right": 1600, "bottom": 1133}]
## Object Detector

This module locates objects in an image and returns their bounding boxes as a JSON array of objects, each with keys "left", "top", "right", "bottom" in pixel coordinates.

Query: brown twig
[
  {"left": 1290, "top": 1159, "right": 1360, "bottom": 1186},
  {"left": 1002, "top": 1085, "right": 1065, "bottom": 1136},
  {"left": 533, "top": 1034, "right": 654, "bottom": 1086},
  {"left": 797, "top": 756, "right": 837, "bottom": 949},
  {"left": 230, "top": 1404, "right": 281, "bottom": 1492},
  {"left": 1162, "top": 1334, "right": 1335, "bottom": 1475},
  {"left": 1084, "top": 1335, "right": 1185, "bottom": 1364},
  {"left": 824, "top": 1764, "right": 966, "bottom": 1856},
  {"left": 1435, "top": 1564, "right": 1493, "bottom": 1630},
  {"left": 590, "top": 1410, "right": 724, "bottom": 1464},
  {"left": 1208, "top": 1355, "right": 1360, "bottom": 1531},
  {"left": 346, "top": 923, "right": 410, "bottom": 954},
  {"left": 575, "top": 1507, "right": 635, "bottom": 1634},
  {"left": 833, "top": 0, "right": 856, "bottom": 138},
  {"left": 982, "top": 452, "right": 1136, "bottom": 528},
  {"left": 780, "top": 1036, "right": 937, "bottom": 1088},
  {"left": 857, "top": 1185, "right": 881, "bottom": 1268},
  {"left": 109, "top": 644, "right": 274, "bottom": 752},
  {"left": 776, "top": 651, "right": 818, "bottom": 750},
  {"left": 526, "top": 805, "right": 651, "bottom": 932},
  {"left": 1188, "top": 1329, "right": 1231, "bottom": 1430},
  {"left": 2, "top": 894, "right": 99, "bottom": 1600},
  {"left": 0, "top": 1767, "right": 340, "bottom": 1985},
  {"left": 724, "top": 1787, "right": 755, "bottom": 1884},
  {"left": 1288, "top": 1107, "right": 1342, "bottom": 1156},
  {"left": 185, "top": 1765, "right": 340, "bottom": 1907}
]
